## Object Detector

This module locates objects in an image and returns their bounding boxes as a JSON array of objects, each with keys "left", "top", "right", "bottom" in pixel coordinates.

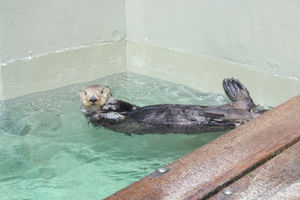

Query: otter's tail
[{"left": 222, "top": 78, "right": 255, "bottom": 110}]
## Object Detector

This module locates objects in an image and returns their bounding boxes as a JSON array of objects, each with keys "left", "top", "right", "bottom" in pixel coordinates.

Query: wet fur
[{"left": 80, "top": 78, "right": 268, "bottom": 135}]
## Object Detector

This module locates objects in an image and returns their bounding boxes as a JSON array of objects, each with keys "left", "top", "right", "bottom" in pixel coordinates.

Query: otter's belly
[{"left": 123, "top": 104, "right": 253, "bottom": 134}]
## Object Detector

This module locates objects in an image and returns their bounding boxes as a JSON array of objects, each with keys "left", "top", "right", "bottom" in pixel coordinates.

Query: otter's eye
[{"left": 100, "top": 90, "right": 104, "bottom": 94}]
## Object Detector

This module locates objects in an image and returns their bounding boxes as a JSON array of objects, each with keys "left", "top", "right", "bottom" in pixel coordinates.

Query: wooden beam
[
  {"left": 211, "top": 141, "right": 300, "bottom": 200},
  {"left": 105, "top": 95, "right": 300, "bottom": 200}
]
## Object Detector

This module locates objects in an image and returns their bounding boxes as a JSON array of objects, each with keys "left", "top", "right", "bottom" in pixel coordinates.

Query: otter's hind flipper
[{"left": 222, "top": 78, "right": 255, "bottom": 110}]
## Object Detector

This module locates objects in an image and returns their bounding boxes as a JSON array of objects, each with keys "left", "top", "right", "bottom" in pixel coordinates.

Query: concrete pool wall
[
  {"left": 0, "top": 0, "right": 127, "bottom": 99},
  {"left": 1, "top": 0, "right": 300, "bottom": 105}
]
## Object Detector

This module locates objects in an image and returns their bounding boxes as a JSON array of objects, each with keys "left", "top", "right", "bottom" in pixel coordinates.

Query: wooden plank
[
  {"left": 105, "top": 95, "right": 300, "bottom": 200},
  {"left": 210, "top": 141, "right": 300, "bottom": 200}
]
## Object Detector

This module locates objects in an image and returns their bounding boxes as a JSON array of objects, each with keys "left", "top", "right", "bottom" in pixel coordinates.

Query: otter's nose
[{"left": 89, "top": 95, "right": 98, "bottom": 103}]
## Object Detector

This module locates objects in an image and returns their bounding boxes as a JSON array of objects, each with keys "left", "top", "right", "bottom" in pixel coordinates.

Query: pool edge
[{"left": 105, "top": 94, "right": 300, "bottom": 200}]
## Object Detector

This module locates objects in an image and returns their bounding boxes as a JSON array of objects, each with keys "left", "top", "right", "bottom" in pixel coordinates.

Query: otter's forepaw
[
  {"left": 81, "top": 107, "right": 88, "bottom": 113},
  {"left": 94, "top": 112, "right": 125, "bottom": 122},
  {"left": 102, "top": 104, "right": 117, "bottom": 112},
  {"left": 106, "top": 112, "right": 125, "bottom": 121},
  {"left": 81, "top": 108, "right": 98, "bottom": 117}
]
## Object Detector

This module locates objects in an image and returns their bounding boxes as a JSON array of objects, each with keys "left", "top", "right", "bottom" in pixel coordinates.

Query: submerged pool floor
[{"left": 0, "top": 72, "right": 229, "bottom": 200}]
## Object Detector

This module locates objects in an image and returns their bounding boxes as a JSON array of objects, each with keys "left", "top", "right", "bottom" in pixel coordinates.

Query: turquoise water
[{"left": 0, "top": 72, "right": 229, "bottom": 200}]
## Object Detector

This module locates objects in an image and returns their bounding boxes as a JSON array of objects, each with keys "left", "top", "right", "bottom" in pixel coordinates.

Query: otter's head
[{"left": 80, "top": 85, "right": 111, "bottom": 110}]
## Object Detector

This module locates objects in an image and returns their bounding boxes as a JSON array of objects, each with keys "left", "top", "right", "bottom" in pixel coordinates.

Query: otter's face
[{"left": 80, "top": 85, "right": 111, "bottom": 109}]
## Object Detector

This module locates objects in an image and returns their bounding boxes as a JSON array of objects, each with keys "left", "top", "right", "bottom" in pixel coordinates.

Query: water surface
[{"left": 0, "top": 72, "right": 229, "bottom": 199}]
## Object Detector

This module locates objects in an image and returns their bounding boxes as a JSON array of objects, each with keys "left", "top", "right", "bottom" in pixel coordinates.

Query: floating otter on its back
[{"left": 80, "top": 78, "right": 268, "bottom": 135}]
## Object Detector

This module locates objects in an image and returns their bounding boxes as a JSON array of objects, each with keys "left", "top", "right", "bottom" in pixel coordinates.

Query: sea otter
[{"left": 80, "top": 78, "right": 268, "bottom": 135}]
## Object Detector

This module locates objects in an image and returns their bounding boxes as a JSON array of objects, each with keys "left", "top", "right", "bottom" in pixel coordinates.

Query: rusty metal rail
[{"left": 106, "top": 95, "right": 300, "bottom": 200}]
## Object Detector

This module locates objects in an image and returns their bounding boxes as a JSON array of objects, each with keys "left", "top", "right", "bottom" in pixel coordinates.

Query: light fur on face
[{"left": 80, "top": 85, "right": 111, "bottom": 109}]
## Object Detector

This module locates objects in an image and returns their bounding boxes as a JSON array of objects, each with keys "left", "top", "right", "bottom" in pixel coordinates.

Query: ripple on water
[{"left": 0, "top": 72, "right": 228, "bottom": 199}]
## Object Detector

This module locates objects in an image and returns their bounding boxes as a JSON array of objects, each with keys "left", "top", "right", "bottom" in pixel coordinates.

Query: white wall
[
  {"left": 1, "top": 0, "right": 126, "bottom": 63},
  {"left": 1, "top": 0, "right": 300, "bottom": 101},
  {"left": 126, "top": 0, "right": 300, "bottom": 80},
  {"left": 0, "top": 0, "right": 126, "bottom": 99}
]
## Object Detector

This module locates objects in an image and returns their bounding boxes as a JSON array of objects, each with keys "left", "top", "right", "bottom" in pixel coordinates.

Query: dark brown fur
[{"left": 81, "top": 78, "right": 268, "bottom": 135}]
